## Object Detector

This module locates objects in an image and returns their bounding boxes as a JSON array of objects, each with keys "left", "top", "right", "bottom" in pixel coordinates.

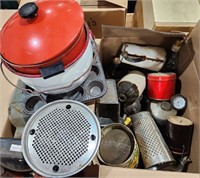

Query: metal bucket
[{"left": 97, "top": 123, "right": 139, "bottom": 168}]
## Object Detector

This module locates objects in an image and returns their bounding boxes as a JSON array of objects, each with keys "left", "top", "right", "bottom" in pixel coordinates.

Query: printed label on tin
[{"left": 10, "top": 144, "right": 22, "bottom": 152}]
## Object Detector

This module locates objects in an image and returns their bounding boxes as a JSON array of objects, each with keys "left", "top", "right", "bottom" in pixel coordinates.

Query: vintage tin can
[
  {"left": 97, "top": 123, "right": 139, "bottom": 168},
  {"left": 147, "top": 72, "right": 176, "bottom": 100}
]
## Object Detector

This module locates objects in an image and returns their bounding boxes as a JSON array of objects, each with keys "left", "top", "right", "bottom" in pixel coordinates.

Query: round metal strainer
[{"left": 21, "top": 100, "right": 100, "bottom": 177}]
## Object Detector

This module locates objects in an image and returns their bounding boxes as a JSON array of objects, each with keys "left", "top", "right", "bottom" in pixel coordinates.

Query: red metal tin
[{"left": 147, "top": 72, "right": 176, "bottom": 100}]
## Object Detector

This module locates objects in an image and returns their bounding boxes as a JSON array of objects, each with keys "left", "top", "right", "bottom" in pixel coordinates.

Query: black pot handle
[
  {"left": 39, "top": 61, "right": 65, "bottom": 79},
  {"left": 19, "top": 2, "right": 38, "bottom": 19}
]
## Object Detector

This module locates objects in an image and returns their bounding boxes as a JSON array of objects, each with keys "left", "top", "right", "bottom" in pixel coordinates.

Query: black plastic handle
[
  {"left": 18, "top": 2, "right": 38, "bottom": 19},
  {"left": 39, "top": 61, "right": 65, "bottom": 79}
]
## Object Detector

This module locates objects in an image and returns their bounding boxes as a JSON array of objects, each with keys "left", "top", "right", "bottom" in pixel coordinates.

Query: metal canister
[
  {"left": 165, "top": 116, "right": 194, "bottom": 156},
  {"left": 97, "top": 123, "right": 139, "bottom": 168},
  {"left": 150, "top": 101, "right": 177, "bottom": 126},
  {"left": 147, "top": 72, "right": 176, "bottom": 100}
]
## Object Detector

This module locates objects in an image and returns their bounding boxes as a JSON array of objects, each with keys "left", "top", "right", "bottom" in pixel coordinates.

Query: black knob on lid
[{"left": 19, "top": 2, "right": 38, "bottom": 19}]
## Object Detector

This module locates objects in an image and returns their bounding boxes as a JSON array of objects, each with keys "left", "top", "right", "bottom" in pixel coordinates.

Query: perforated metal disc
[{"left": 21, "top": 100, "right": 100, "bottom": 177}]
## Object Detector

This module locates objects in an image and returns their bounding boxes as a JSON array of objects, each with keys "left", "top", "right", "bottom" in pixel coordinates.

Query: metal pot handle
[{"left": 0, "top": 61, "right": 35, "bottom": 93}]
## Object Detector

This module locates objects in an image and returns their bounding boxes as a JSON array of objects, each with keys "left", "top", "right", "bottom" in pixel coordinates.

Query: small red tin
[{"left": 147, "top": 72, "right": 176, "bottom": 100}]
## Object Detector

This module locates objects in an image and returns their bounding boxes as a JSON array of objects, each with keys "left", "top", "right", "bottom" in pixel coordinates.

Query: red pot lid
[{"left": 0, "top": 0, "right": 84, "bottom": 66}]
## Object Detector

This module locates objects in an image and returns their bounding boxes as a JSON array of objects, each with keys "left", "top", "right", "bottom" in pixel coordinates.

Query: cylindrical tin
[
  {"left": 165, "top": 116, "right": 194, "bottom": 156},
  {"left": 147, "top": 72, "right": 176, "bottom": 100},
  {"left": 97, "top": 123, "right": 139, "bottom": 168},
  {"left": 150, "top": 101, "right": 177, "bottom": 126},
  {"left": 117, "top": 70, "right": 146, "bottom": 103},
  {"left": 131, "top": 111, "right": 175, "bottom": 169}
]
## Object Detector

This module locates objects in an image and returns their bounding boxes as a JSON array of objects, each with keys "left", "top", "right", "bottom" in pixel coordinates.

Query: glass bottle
[
  {"left": 106, "top": 57, "right": 130, "bottom": 81},
  {"left": 161, "top": 37, "right": 184, "bottom": 74}
]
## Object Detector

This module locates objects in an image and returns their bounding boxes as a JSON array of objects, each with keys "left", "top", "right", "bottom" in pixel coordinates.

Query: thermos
[{"left": 117, "top": 71, "right": 146, "bottom": 103}]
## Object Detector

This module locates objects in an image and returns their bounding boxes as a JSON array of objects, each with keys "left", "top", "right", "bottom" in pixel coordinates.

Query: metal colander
[
  {"left": 21, "top": 100, "right": 100, "bottom": 177},
  {"left": 131, "top": 111, "right": 175, "bottom": 169}
]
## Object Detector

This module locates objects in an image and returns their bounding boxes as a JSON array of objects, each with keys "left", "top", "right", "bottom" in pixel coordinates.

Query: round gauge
[{"left": 170, "top": 94, "right": 187, "bottom": 111}]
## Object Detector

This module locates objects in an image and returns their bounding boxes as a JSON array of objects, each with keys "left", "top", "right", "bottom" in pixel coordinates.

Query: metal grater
[
  {"left": 131, "top": 111, "right": 175, "bottom": 169},
  {"left": 21, "top": 100, "right": 100, "bottom": 177}
]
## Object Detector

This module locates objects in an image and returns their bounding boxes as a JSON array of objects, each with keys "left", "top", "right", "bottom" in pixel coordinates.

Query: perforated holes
[
  {"left": 133, "top": 113, "right": 166, "bottom": 160},
  {"left": 32, "top": 108, "right": 91, "bottom": 166}
]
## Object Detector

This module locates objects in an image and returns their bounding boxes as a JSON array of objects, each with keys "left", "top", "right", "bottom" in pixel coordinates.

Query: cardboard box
[
  {"left": 95, "top": 21, "right": 200, "bottom": 176},
  {"left": 0, "top": 10, "right": 18, "bottom": 137},
  {"left": 133, "top": 0, "right": 200, "bottom": 33},
  {"left": 18, "top": 0, "right": 127, "bottom": 38},
  {"left": 0, "top": 10, "right": 17, "bottom": 30},
  {"left": 126, "top": 13, "right": 134, "bottom": 27},
  {"left": 1, "top": 3, "right": 200, "bottom": 178}
]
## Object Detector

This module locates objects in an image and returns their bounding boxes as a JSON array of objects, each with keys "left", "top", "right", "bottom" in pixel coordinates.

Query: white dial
[{"left": 171, "top": 95, "right": 187, "bottom": 110}]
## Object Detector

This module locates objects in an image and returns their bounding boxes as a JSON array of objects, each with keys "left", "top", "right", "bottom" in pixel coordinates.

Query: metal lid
[
  {"left": 99, "top": 129, "right": 132, "bottom": 164},
  {"left": 21, "top": 100, "right": 100, "bottom": 177},
  {"left": 1, "top": 0, "right": 84, "bottom": 66},
  {"left": 147, "top": 72, "right": 176, "bottom": 81}
]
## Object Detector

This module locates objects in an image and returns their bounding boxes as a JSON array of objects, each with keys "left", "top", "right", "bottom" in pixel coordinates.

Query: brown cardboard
[
  {"left": 80, "top": 0, "right": 127, "bottom": 38},
  {"left": 97, "top": 22, "right": 200, "bottom": 175},
  {"left": 100, "top": 25, "right": 192, "bottom": 77},
  {"left": 18, "top": 0, "right": 127, "bottom": 38},
  {"left": 0, "top": 10, "right": 18, "bottom": 138},
  {"left": 0, "top": 10, "right": 17, "bottom": 30},
  {"left": 0, "top": 67, "right": 18, "bottom": 137},
  {"left": 179, "top": 21, "right": 200, "bottom": 173},
  {"left": 1, "top": 3, "right": 200, "bottom": 178},
  {"left": 80, "top": 0, "right": 127, "bottom": 8},
  {"left": 133, "top": 0, "right": 200, "bottom": 33},
  {"left": 99, "top": 165, "right": 199, "bottom": 178},
  {"left": 126, "top": 13, "right": 134, "bottom": 27},
  {"left": 84, "top": 9, "right": 126, "bottom": 38}
]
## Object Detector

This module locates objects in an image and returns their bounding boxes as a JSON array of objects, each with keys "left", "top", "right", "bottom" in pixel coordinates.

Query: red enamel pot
[{"left": 0, "top": 0, "right": 86, "bottom": 76}]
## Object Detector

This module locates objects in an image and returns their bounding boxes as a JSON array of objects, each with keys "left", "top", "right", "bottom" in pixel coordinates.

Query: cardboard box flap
[
  {"left": 188, "top": 20, "right": 200, "bottom": 79},
  {"left": 178, "top": 38, "right": 195, "bottom": 77},
  {"left": 102, "top": 25, "right": 186, "bottom": 38},
  {"left": 80, "top": 0, "right": 127, "bottom": 8},
  {"left": 100, "top": 25, "right": 194, "bottom": 76},
  {"left": 0, "top": 10, "right": 17, "bottom": 30},
  {"left": 99, "top": 165, "right": 199, "bottom": 178},
  {"left": 107, "top": 0, "right": 127, "bottom": 8}
]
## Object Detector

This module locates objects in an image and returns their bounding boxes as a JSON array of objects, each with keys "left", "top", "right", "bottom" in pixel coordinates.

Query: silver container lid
[{"left": 21, "top": 99, "right": 100, "bottom": 177}]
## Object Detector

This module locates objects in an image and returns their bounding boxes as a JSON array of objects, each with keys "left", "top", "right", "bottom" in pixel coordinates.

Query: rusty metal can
[{"left": 97, "top": 123, "right": 139, "bottom": 168}]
